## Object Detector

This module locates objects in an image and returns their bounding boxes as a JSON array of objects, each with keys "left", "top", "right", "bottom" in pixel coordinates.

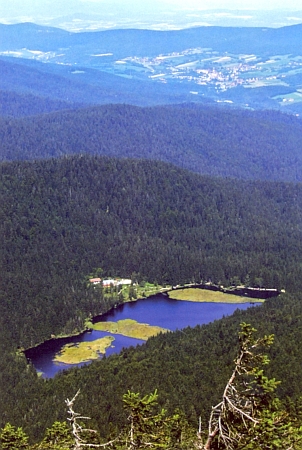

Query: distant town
[
  {"left": 3, "top": 44, "right": 302, "bottom": 107},
  {"left": 116, "top": 48, "right": 302, "bottom": 100}
]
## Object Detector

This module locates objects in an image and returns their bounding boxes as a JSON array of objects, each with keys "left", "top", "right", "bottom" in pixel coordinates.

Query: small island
[
  {"left": 54, "top": 336, "right": 115, "bottom": 365},
  {"left": 88, "top": 318, "right": 169, "bottom": 340},
  {"left": 168, "top": 288, "right": 264, "bottom": 303},
  {"left": 88, "top": 273, "right": 280, "bottom": 305},
  {"left": 40, "top": 279, "right": 280, "bottom": 369},
  {"left": 53, "top": 320, "right": 168, "bottom": 365}
]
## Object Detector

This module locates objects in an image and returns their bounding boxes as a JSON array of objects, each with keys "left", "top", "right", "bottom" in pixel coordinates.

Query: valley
[
  {"left": 2, "top": 15, "right": 302, "bottom": 448},
  {"left": 2, "top": 113, "right": 302, "bottom": 444},
  {"left": 2, "top": 23, "right": 302, "bottom": 112},
  {"left": 26, "top": 292, "right": 259, "bottom": 377},
  {"left": 6, "top": 45, "right": 300, "bottom": 109},
  {"left": 23, "top": 275, "right": 271, "bottom": 376}
]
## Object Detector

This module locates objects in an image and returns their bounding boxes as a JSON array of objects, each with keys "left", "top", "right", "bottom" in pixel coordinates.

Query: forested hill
[
  {"left": 2, "top": 155, "right": 302, "bottom": 348},
  {"left": 1, "top": 103, "right": 302, "bottom": 181},
  {"left": 2, "top": 155, "right": 302, "bottom": 440},
  {"left": 1, "top": 22, "right": 302, "bottom": 58},
  {"left": 0, "top": 58, "right": 196, "bottom": 113},
  {"left": 14, "top": 291, "right": 302, "bottom": 442},
  {"left": 0, "top": 90, "right": 83, "bottom": 117}
]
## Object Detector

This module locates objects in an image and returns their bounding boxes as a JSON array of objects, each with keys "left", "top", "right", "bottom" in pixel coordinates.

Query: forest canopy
[
  {"left": 1, "top": 104, "right": 302, "bottom": 181},
  {"left": 2, "top": 155, "right": 302, "bottom": 444},
  {"left": 2, "top": 154, "right": 302, "bottom": 348},
  {"left": 0, "top": 156, "right": 302, "bottom": 346}
]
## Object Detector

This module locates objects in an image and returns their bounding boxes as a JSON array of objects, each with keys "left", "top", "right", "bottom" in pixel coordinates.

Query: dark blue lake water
[{"left": 26, "top": 294, "right": 259, "bottom": 378}]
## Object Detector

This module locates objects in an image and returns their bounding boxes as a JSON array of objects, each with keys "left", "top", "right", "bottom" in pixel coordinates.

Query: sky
[
  {"left": 1, "top": 0, "right": 302, "bottom": 17},
  {"left": 164, "top": 0, "right": 302, "bottom": 8},
  {"left": 1, "top": 0, "right": 302, "bottom": 29}
]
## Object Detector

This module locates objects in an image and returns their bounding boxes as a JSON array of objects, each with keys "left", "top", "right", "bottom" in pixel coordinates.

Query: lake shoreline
[
  {"left": 54, "top": 319, "right": 169, "bottom": 365},
  {"left": 23, "top": 293, "right": 164, "bottom": 357},
  {"left": 53, "top": 336, "right": 115, "bottom": 365},
  {"left": 24, "top": 285, "right": 279, "bottom": 362},
  {"left": 25, "top": 294, "right": 267, "bottom": 377}
]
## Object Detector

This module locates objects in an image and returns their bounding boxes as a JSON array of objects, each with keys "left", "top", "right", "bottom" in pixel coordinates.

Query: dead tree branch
[{"left": 66, "top": 390, "right": 120, "bottom": 449}]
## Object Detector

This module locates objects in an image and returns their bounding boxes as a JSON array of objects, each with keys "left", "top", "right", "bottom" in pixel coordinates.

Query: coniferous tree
[
  {"left": 202, "top": 323, "right": 302, "bottom": 450},
  {"left": 0, "top": 423, "right": 29, "bottom": 450}
]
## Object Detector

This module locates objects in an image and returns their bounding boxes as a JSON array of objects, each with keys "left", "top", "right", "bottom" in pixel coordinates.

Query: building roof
[{"left": 89, "top": 278, "right": 101, "bottom": 283}]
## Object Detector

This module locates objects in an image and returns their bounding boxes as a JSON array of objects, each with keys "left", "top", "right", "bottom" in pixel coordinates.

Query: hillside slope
[
  {"left": 2, "top": 155, "right": 302, "bottom": 349},
  {"left": 1, "top": 22, "right": 302, "bottom": 57},
  {"left": 0, "top": 58, "right": 200, "bottom": 111},
  {"left": 2, "top": 291, "right": 302, "bottom": 442},
  {"left": 0, "top": 90, "right": 83, "bottom": 117},
  {"left": 1, "top": 104, "right": 302, "bottom": 181},
  {"left": 2, "top": 23, "right": 302, "bottom": 112},
  {"left": 1, "top": 155, "right": 302, "bottom": 439}
]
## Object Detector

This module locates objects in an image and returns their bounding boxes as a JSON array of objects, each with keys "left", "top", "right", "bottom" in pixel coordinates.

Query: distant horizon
[{"left": 1, "top": 1, "right": 302, "bottom": 31}]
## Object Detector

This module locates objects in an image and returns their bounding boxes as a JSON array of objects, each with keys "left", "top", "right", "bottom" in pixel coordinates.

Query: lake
[{"left": 25, "top": 294, "right": 259, "bottom": 378}]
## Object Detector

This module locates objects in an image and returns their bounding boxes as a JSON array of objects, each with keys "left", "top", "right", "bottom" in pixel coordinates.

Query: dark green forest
[
  {"left": 0, "top": 57, "right": 196, "bottom": 112},
  {"left": 0, "top": 58, "right": 138, "bottom": 107},
  {"left": 3, "top": 20, "right": 302, "bottom": 449},
  {"left": 2, "top": 104, "right": 302, "bottom": 181},
  {"left": 0, "top": 89, "right": 83, "bottom": 118},
  {"left": 2, "top": 291, "right": 302, "bottom": 446},
  {"left": 1, "top": 155, "right": 302, "bottom": 446},
  {"left": 3, "top": 155, "right": 302, "bottom": 345}
]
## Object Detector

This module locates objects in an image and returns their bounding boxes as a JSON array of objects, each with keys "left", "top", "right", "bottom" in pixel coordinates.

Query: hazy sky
[
  {"left": 163, "top": 0, "right": 301, "bottom": 8},
  {"left": 1, "top": 0, "right": 302, "bottom": 28},
  {"left": 1, "top": 0, "right": 302, "bottom": 18}
]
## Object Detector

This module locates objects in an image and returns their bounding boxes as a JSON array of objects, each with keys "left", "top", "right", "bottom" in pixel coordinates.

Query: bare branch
[
  {"left": 203, "top": 323, "right": 275, "bottom": 450},
  {"left": 66, "top": 390, "right": 120, "bottom": 449}
]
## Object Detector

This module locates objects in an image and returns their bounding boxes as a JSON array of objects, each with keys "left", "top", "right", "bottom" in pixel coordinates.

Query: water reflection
[{"left": 26, "top": 295, "right": 259, "bottom": 378}]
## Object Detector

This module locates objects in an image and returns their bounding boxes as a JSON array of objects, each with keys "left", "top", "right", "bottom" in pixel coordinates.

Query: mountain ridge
[
  {"left": 2, "top": 22, "right": 302, "bottom": 112},
  {"left": 1, "top": 103, "right": 302, "bottom": 182},
  {"left": 2, "top": 155, "right": 302, "bottom": 439},
  {"left": 2, "top": 22, "right": 302, "bottom": 55},
  {"left": 2, "top": 16, "right": 302, "bottom": 445},
  {"left": 0, "top": 56, "right": 203, "bottom": 109}
]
